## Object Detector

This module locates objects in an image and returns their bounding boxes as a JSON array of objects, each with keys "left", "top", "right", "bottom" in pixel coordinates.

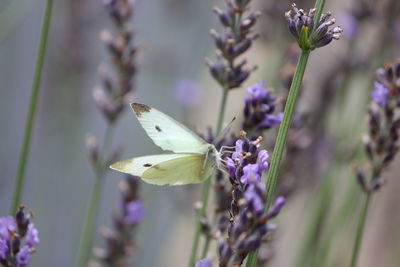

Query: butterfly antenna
[{"left": 214, "top": 117, "right": 236, "bottom": 144}]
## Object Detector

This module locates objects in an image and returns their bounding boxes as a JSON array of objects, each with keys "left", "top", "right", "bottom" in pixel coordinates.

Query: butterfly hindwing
[
  {"left": 142, "top": 153, "right": 214, "bottom": 185},
  {"left": 110, "top": 154, "right": 190, "bottom": 177},
  {"left": 131, "top": 103, "right": 209, "bottom": 153}
]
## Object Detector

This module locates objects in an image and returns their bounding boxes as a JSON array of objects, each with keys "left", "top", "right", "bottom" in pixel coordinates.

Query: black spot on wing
[
  {"left": 143, "top": 163, "right": 152, "bottom": 167},
  {"left": 131, "top": 103, "right": 151, "bottom": 117},
  {"left": 155, "top": 125, "right": 162, "bottom": 132}
]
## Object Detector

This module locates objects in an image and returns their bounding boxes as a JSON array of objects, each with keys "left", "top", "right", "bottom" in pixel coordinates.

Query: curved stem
[
  {"left": 10, "top": 0, "right": 54, "bottom": 215},
  {"left": 75, "top": 125, "right": 114, "bottom": 267},
  {"left": 349, "top": 194, "right": 371, "bottom": 267},
  {"left": 188, "top": 88, "right": 229, "bottom": 267}
]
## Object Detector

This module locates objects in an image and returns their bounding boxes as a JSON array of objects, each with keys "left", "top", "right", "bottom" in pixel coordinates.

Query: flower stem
[
  {"left": 188, "top": 88, "right": 229, "bottom": 267},
  {"left": 75, "top": 125, "right": 114, "bottom": 267},
  {"left": 245, "top": 49, "right": 310, "bottom": 267},
  {"left": 265, "top": 50, "right": 310, "bottom": 206},
  {"left": 349, "top": 193, "right": 371, "bottom": 267},
  {"left": 10, "top": 0, "right": 54, "bottom": 215}
]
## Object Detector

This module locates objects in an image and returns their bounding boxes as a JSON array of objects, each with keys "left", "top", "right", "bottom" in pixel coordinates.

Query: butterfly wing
[
  {"left": 131, "top": 103, "right": 209, "bottom": 153},
  {"left": 110, "top": 154, "right": 188, "bottom": 177},
  {"left": 110, "top": 153, "right": 214, "bottom": 185}
]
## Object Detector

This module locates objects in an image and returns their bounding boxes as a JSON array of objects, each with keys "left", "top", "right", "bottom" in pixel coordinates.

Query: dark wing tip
[{"left": 131, "top": 103, "right": 151, "bottom": 117}]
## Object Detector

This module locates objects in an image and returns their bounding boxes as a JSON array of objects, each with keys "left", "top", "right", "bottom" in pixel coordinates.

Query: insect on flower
[{"left": 111, "top": 103, "right": 233, "bottom": 185}]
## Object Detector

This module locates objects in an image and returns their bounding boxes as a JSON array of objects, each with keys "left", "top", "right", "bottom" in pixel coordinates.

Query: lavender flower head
[
  {"left": 206, "top": 0, "right": 259, "bottom": 89},
  {"left": 243, "top": 81, "right": 283, "bottom": 133},
  {"left": 357, "top": 60, "right": 400, "bottom": 193},
  {"left": 218, "top": 133, "right": 285, "bottom": 266},
  {"left": 285, "top": 3, "right": 343, "bottom": 50},
  {"left": 0, "top": 206, "right": 39, "bottom": 267}
]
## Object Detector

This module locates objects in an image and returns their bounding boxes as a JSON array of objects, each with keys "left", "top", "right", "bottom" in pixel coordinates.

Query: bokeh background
[{"left": 1, "top": 0, "right": 400, "bottom": 266}]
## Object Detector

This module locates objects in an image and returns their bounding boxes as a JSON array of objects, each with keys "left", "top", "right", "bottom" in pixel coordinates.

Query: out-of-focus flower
[
  {"left": 95, "top": 175, "right": 143, "bottom": 266},
  {"left": 196, "top": 258, "right": 213, "bottom": 267},
  {"left": 16, "top": 246, "right": 32, "bottom": 266},
  {"left": 123, "top": 199, "right": 144, "bottom": 225},
  {"left": 285, "top": 3, "right": 343, "bottom": 50},
  {"left": 206, "top": 0, "right": 259, "bottom": 89},
  {"left": 338, "top": 12, "right": 359, "bottom": 40},
  {"left": 94, "top": 0, "right": 139, "bottom": 124},
  {"left": 0, "top": 206, "right": 38, "bottom": 266},
  {"left": 371, "top": 82, "right": 389, "bottom": 107},
  {"left": 175, "top": 80, "right": 201, "bottom": 107},
  {"left": 357, "top": 60, "right": 400, "bottom": 193},
  {"left": 243, "top": 81, "right": 282, "bottom": 133}
]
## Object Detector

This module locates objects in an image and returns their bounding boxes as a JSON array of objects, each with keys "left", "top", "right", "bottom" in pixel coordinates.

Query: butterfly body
[{"left": 110, "top": 103, "right": 221, "bottom": 185}]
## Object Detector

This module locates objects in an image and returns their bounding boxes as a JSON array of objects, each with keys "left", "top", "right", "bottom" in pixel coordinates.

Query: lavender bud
[
  {"left": 267, "top": 196, "right": 286, "bottom": 219},
  {"left": 213, "top": 6, "right": 231, "bottom": 27}
]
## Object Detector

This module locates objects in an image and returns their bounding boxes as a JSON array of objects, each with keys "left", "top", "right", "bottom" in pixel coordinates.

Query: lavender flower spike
[
  {"left": 216, "top": 133, "right": 286, "bottom": 266},
  {"left": 285, "top": 3, "right": 343, "bottom": 50}
]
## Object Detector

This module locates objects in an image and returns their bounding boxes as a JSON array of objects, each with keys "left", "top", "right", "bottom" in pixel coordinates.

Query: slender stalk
[
  {"left": 264, "top": 50, "right": 310, "bottom": 206},
  {"left": 10, "top": 0, "right": 54, "bottom": 215},
  {"left": 349, "top": 193, "right": 371, "bottom": 267},
  {"left": 75, "top": 125, "right": 114, "bottom": 267},
  {"left": 75, "top": 174, "right": 105, "bottom": 267},
  {"left": 188, "top": 88, "right": 229, "bottom": 267},
  {"left": 245, "top": 49, "right": 310, "bottom": 267}
]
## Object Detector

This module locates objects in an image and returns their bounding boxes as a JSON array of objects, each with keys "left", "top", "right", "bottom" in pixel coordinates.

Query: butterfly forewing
[{"left": 131, "top": 103, "right": 209, "bottom": 153}]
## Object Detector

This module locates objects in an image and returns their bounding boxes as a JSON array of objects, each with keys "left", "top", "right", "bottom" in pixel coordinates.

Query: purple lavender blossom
[
  {"left": 0, "top": 207, "right": 39, "bottom": 266},
  {"left": 25, "top": 223, "right": 40, "bottom": 247},
  {"left": 0, "top": 216, "right": 16, "bottom": 240},
  {"left": 371, "top": 82, "right": 389, "bottom": 107},
  {"left": 217, "top": 133, "right": 285, "bottom": 265},
  {"left": 0, "top": 238, "right": 8, "bottom": 260},
  {"left": 285, "top": 3, "right": 343, "bottom": 50},
  {"left": 174, "top": 80, "right": 201, "bottom": 107},
  {"left": 196, "top": 258, "right": 213, "bottom": 267},
  {"left": 123, "top": 199, "right": 145, "bottom": 225},
  {"left": 16, "top": 246, "right": 32, "bottom": 266},
  {"left": 267, "top": 196, "right": 286, "bottom": 218},
  {"left": 244, "top": 183, "right": 266, "bottom": 215},
  {"left": 243, "top": 81, "right": 282, "bottom": 133}
]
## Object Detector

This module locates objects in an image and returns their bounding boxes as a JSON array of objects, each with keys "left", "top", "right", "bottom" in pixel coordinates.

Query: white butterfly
[{"left": 110, "top": 103, "right": 223, "bottom": 185}]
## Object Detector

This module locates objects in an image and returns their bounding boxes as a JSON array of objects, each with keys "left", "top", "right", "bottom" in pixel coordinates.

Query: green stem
[
  {"left": 75, "top": 174, "right": 104, "bottom": 267},
  {"left": 349, "top": 193, "right": 371, "bottom": 267},
  {"left": 75, "top": 125, "right": 114, "bottom": 267},
  {"left": 245, "top": 49, "right": 310, "bottom": 267},
  {"left": 188, "top": 88, "right": 229, "bottom": 267},
  {"left": 265, "top": 50, "right": 310, "bottom": 206},
  {"left": 10, "top": 0, "right": 54, "bottom": 215}
]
